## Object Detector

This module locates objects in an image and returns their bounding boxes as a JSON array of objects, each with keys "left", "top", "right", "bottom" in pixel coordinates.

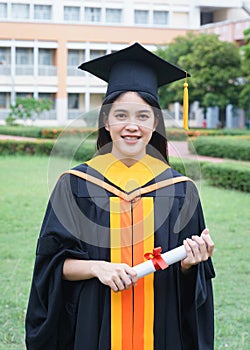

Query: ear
[{"left": 103, "top": 113, "right": 109, "bottom": 131}]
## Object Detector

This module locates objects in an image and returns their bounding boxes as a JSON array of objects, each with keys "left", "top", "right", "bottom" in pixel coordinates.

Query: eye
[
  {"left": 115, "top": 113, "right": 127, "bottom": 120},
  {"left": 138, "top": 114, "right": 150, "bottom": 120}
]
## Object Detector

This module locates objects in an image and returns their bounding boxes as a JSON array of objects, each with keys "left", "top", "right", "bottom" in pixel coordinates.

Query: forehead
[{"left": 111, "top": 92, "right": 152, "bottom": 111}]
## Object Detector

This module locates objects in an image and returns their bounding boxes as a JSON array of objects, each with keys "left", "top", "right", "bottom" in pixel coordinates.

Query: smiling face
[{"left": 104, "top": 92, "right": 157, "bottom": 166}]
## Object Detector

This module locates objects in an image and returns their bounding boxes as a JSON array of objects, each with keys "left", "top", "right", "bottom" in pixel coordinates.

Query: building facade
[{"left": 0, "top": 0, "right": 249, "bottom": 125}]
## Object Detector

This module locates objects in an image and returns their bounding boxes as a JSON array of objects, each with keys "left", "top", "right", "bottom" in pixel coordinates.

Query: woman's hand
[
  {"left": 92, "top": 261, "right": 138, "bottom": 292},
  {"left": 181, "top": 228, "right": 214, "bottom": 272}
]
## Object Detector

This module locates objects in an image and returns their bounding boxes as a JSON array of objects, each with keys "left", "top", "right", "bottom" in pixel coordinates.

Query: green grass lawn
[{"left": 0, "top": 156, "right": 249, "bottom": 349}]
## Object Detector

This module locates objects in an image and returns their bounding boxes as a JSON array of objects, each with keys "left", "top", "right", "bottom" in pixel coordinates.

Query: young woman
[{"left": 26, "top": 43, "right": 215, "bottom": 350}]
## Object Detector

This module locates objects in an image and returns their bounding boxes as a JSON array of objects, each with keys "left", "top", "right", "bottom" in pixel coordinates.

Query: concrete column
[
  {"left": 85, "top": 91, "right": 90, "bottom": 113},
  {"left": 226, "top": 104, "right": 239, "bottom": 128},
  {"left": 55, "top": 38, "right": 67, "bottom": 124},
  {"left": 174, "top": 102, "right": 180, "bottom": 125},
  {"left": 10, "top": 41, "right": 16, "bottom": 105},
  {"left": 206, "top": 106, "right": 219, "bottom": 128},
  {"left": 56, "top": 97, "right": 68, "bottom": 125}
]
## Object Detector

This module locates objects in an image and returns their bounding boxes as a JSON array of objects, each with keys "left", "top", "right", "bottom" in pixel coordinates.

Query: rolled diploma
[{"left": 133, "top": 245, "right": 187, "bottom": 279}]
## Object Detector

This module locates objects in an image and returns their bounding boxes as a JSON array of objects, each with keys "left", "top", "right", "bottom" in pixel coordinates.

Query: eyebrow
[{"left": 113, "top": 108, "right": 152, "bottom": 113}]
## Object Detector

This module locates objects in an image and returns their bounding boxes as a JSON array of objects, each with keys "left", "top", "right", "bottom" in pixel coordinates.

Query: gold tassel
[{"left": 183, "top": 73, "right": 189, "bottom": 130}]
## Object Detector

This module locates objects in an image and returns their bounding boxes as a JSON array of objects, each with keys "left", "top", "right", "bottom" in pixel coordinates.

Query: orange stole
[{"left": 110, "top": 197, "right": 154, "bottom": 350}]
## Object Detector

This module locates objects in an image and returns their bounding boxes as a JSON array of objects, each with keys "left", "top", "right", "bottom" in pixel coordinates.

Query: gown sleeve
[
  {"left": 25, "top": 174, "right": 89, "bottom": 350},
  {"left": 177, "top": 180, "right": 216, "bottom": 350}
]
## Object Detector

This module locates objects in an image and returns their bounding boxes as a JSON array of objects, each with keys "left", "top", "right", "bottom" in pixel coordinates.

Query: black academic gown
[{"left": 25, "top": 160, "right": 215, "bottom": 350}]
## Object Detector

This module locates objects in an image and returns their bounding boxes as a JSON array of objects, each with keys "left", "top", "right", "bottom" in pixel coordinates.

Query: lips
[{"left": 121, "top": 135, "right": 141, "bottom": 140}]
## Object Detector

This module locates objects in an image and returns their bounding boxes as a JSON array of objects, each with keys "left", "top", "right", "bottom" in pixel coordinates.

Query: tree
[
  {"left": 239, "top": 27, "right": 250, "bottom": 122},
  {"left": 155, "top": 33, "right": 242, "bottom": 125},
  {"left": 7, "top": 97, "right": 53, "bottom": 125}
]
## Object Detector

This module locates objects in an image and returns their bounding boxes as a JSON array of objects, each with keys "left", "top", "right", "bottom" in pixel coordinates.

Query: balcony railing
[
  {"left": 0, "top": 65, "right": 11, "bottom": 75},
  {"left": 0, "top": 109, "right": 57, "bottom": 120},
  {"left": 38, "top": 65, "right": 57, "bottom": 76},
  {"left": 15, "top": 65, "right": 57, "bottom": 76},
  {"left": 15, "top": 65, "right": 34, "bottom": 75},
  {"left": 67, "top": 66, "right": 84, "bottom": 76}
]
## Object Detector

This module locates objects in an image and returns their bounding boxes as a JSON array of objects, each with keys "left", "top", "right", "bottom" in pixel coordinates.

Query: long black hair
[{"left": 96, "top": 91, "right": 169, "bottom": 164}]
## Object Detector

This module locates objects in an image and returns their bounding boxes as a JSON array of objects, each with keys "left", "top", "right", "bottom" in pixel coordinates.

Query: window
[
  {"left": 67, "top": 50, "right": 85, "bottom": 76},
  {"left": 0, "top": 47, "right": 10, "bottom": 64},
  {"left": 16, "top": 48, "right": 33, "bottom": 65},
  {"left": 68, "top": 50, "right": 85, "bottom": 66},
  {"left": 16, "top": 48, "right": 33, "bottom": 75},
  {"left": 68, "top": 94, "right": 79, "bottom": 109},
  {"left": 39, "top": 49, "right": 53, "bottom": 65},
  {"left": 34, "top": 5, "right": 52, "bottom": 20},
  {"left": 38, "top": 49, "right": 56, "bottom": 75},
  {"left": 0, "top": 92, "right": 7, "bottom": 108},
  {"left": 134, "top": 10, "right": 149, "bottom": 25},
  {"left": 64, "top": 6, "right": 80, "bottom": 22},
  {"left": 0, "top": 3, "right": 7, "bottom": 18},
  {"left": 85, "top": 7, "right": 101, "bottom": 23},
  {"left": 200, "top": 11, "right": 214, "bottom": 25},
  {"left": 11, "top": 3, "right": 30, "bottom": 19},
  {"left": 16, "top": 92, "right": 33, "bottom": 99},
  {"left": 90, "top": 50, "right": 106, "bottom": 60},
  {"left": 0, "top": 47, "right": 10, "bottom": 75},
  {"left": 106, "top": 8, "right": 122, "bottom": 23},
  {"left": 39, "top": 93, "right": 55, "bottom": 108},
  {"left": 153, "top": 11, "right": 169, "bottom": 25}
]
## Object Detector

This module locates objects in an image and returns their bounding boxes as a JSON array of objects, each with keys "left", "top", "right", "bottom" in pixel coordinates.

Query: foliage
[
  {"left": 41, "top": 127, "right": 97, "bottom": 139},
  {"left": 0, "top": 138, "right": 96, "bottom": 162},
  {"left": 202, "top": 162, "right": 250, "bottom": 192},
  {"left": 7, "top": 97, "right": 52, "bottom": 125},
  {"left": 1, "top": 125, "right": 249, "bottom": 142},
  {"left": 155, "top": 33, "right": 242, "bottom": 110},
  {"left": 0, "top": 125, "right": 98, "bottom": 139},
  {"left": 189, "top": 136, "right": 250, "bottom": 161},
  {"left": 170, "top": 157, "right": 204, "bottom": 180},
  {"left": 239, "top": 27, "right": 250, "bottom": 117},
  {"left": 0, "top": 139, "right": 55, "bottom": 156},
  {"left": 0, "top": 125, "right": 43, "bottom": 138},
  {"left": 51, "top": 136, "right": 96, "bottom": 161}
]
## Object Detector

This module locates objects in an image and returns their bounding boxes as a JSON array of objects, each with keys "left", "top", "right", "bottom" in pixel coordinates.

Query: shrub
[
  {"left": 169, "top": 157, "right": 204, "bottom": 180},
  {"left": 189, "top": 136, "right": 250, "bottom": 161},
  {"left": 0, "top": 139, "right": 54, "bottom": 155},
  {"left": 50, "top": 137, "right": 96, "bottom": 161},
  {"left": 202, "top": 162, "right": 250, "bottom": 192},
  {"left": 41, "top": 127, "right": 97, "bottom": 139},
  {"left": 0, "top": 138, "right": 96, "bottom": 162},
  {"left": 0, "top": 126, "right": 42, "bottom": 138}
]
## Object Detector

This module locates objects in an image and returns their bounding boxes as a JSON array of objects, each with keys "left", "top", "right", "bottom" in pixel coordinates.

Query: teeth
[{"left": 123, "top": 136, "right": 139, "bottom": 140}]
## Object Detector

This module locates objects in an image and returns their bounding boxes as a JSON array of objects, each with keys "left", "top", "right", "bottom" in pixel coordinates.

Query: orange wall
[{"left": 0, "top": 22, "right": 190, "bottom": 45}]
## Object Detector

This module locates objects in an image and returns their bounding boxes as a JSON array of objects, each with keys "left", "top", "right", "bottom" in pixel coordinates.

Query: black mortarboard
[{"left": 78, "top": 42, "right": 190, "bottom": 102}]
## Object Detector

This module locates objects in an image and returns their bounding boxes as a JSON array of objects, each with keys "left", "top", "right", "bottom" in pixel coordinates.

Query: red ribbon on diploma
[{"left": 144, "top": 247, "right": 169, "bottom": 271}]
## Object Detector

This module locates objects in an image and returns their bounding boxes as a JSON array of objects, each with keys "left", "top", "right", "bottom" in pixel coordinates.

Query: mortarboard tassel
[{"left": 183, "top": 73, "right": 189, "bottom": 130}]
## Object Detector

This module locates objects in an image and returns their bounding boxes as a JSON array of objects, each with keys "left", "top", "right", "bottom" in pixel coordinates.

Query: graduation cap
[{"left": 78, "top": 42, "right": 190, "bottom": 129}]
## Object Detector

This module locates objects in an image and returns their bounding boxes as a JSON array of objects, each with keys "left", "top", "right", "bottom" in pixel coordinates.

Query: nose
[{"left": 124, "top": 121, "right": 139, "bottom": 131}]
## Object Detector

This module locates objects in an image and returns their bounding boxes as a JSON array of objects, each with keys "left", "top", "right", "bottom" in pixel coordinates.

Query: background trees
[
  {"left": 7, "top": 97, "right": 53, "bottom": 125},
  {"left": 155, "top": 33, "right": 243, "bottom": 126},
  {"left": 239, "top": 27, "right": 250, "bottom": 123}
]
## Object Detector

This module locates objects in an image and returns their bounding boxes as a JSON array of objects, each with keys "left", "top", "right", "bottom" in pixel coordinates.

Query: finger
[
  {"left": 186, "top": 237, "right": 204, "bottom": 264},
  {"left": 125, "top": 267, "right": 138, "bottom": 284},
  {"left": 202, "top": 228, "right": 209, "bottom": 235},
  {"left": 113, "top": 275, "right": 126, "bottom": 291},
  {"left": 191, "top": 235, "right": 208, "bottom": 261},
  {"left": 120, "top": 272, "right": 133, "bottom": 289},
  {"left": 108, "top": 280, "right": 119, "bottom": 292},
  {"left": 183, "top": 239, "right": 196, "bottom": 261},
  {"left": 201, "top": 233, "right": 215, "bottom": 256},
  {"left": 182, "top": 240, "right": 195, "bottom": 269}
]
